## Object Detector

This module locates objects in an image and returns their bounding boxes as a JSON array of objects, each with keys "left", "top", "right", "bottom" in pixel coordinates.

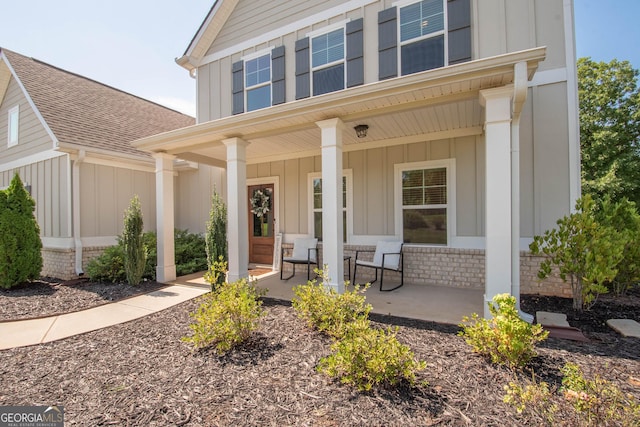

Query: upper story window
[
  {"left": 395, "top": 159, "right": 455, "bottom": 245},
  {"left": 8, "top": 105, "right": 19, "bottom": 147},
  {"left": 245, "top": 52, "right": 271, "bottom": 112},
  {"left": 310, "top": 26, "right": 345, "bottom": 96},
  {"left": 398, "top": 0, "right": 445, "bottom": 75}
]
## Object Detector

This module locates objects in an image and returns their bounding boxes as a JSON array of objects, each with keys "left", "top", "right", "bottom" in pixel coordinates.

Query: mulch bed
[
  {"left": 0, "top": 281, "right": 638, "bottom": 425},
  {"left": 0, "top": 278, "right": 165, "bottom": 321}
]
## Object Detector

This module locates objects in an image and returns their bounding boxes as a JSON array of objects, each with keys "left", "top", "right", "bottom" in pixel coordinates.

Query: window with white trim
[
  {"left": 395, "top": 160, "right": 454, "bottom": 245},
  {"left": 8, "top": 105, "right": 19, "bottom": 147},
  {"left": 245, "top": 53, "right": 271, "bottom": 111},
  {"left": 311, "top": 27, "right": 345, "bottom": 96},
  {"left": 398, "top": 0, "right": 446, "bottom": 75},
  {"left": 309, "top": 171, "right": 352, "bottom": 243}
]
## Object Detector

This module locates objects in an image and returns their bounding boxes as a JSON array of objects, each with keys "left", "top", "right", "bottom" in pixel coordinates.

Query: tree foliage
[
  {"left": 578, "top": 57, "right": 640, "bottom": 205},
  {"left": 0, "top": 174, "right": 43, "bottom": 288}
]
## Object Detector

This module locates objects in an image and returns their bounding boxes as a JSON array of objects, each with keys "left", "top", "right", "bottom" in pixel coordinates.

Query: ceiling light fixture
[{"left": 354, "top": 124, "right": 369, "bottom": 138}]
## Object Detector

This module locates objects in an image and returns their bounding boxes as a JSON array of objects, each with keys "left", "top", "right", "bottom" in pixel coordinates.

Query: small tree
[
  {"left": 529, "top": 196, "right": 625, "bottom": 310},
  {"left": 0, "top": 174, "right": 43, "bottom": 289},
  {"left": 205, "top": 188, "right": 227, "bottom": 288},
  {"left": 122, "top": 195, "right": 146, "bottom": 286}
]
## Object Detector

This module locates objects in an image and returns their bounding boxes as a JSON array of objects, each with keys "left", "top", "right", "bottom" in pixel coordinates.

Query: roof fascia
[
  {"left": 0, "top": 51, "right": 60, "bottom": 149},
  {"left": 177, "top": 0, "right": 240, "bottom": 72}
]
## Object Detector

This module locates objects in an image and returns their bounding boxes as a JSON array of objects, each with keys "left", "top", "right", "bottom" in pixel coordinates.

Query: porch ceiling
[{"left": 133, "top": 47, "right": 545, "bottom": 166}]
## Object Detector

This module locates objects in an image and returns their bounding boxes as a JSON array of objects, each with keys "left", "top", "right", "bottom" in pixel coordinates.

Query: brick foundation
[
  {"left": 281, "top": 243, "right": 570, "bottom": 297},
  {"left": 41, "top": 246, "right": 110, "bottom": 280}
]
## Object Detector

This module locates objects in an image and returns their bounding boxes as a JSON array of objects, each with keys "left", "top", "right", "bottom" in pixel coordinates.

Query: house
[
  {"left": 133, "top": 0, "right": 580, "bottom": 316},
  {"left": 0, "top": 48, "right": 198, "bottom": 279}
]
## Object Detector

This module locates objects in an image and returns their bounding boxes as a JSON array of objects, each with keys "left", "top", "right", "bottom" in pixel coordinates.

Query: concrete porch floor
[{"left": 177, "top": 269, "right": 484, "bottom": 326}]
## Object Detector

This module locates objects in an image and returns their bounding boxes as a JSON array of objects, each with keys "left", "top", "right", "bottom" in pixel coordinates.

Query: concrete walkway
[{"left": 0, "top": 284, "right": 208, "bottom": 350}]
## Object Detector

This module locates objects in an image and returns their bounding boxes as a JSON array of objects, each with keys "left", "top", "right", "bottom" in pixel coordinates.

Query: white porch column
[
  {"left": 316, "top": 118, "right": 345, "bottom": 293},
  {"left": 480, "top": 87, "right": 513, "bottom": 318},
  {"left": 223, "top": 137, "right": 250, "bottom": 282},
  {"left": 153, "top": 152, "right": 176, "bottom": 283}
]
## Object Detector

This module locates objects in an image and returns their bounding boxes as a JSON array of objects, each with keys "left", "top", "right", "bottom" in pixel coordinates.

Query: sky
[{"left": 1, "top": 0, "right": 639, "bottom": 118}]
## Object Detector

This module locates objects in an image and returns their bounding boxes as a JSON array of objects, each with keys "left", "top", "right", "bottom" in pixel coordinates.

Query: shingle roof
[{"left": 1, "top": 48, "right": 195, "bottom": 158}]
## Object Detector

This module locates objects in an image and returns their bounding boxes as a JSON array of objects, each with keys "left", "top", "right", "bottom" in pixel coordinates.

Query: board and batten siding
[
  {"left": 78, "top": 163, "right": 156, "bottom": 238},
  {"left": 0, "top": 155, "right": 71, "bottom": 239},
  {"left": 475, "top": 0, "right": 567, "bottom": 72},
  {"left": 0, "top": 77, "right": 53, "bottom": 162},
  {"left": 246, "top": 136, "right": 484, "bottom": 240},
  {"left": 175, "top": 165, "right": 226, "bottom": 235}
]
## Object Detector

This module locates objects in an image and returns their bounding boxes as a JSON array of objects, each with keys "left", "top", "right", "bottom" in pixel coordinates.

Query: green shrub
[
  {"left": 561, "top": 362, "right": 640, "bottom": 426},
  {"left": 142, "top": 231, "right": 157, "bottom": 280},
  {"left": 174, "top": 229, "right": 207, "bottom": 276},
  {"left": 0, "top": 174, "right": 43, "bottom": 289},
  {"left": 182, "top": 278, "right": 266, "bottom": 353},
  {"left": 86, "top": 245, "right": 126, "bottom": 283},
  {"left": 317, "top": 318, "right": 426, "bottom": 391},
  {"left": 292, "top": 273, "right": 371, "bottom": 339},
  {"left": 122, "top": 195, "right": 146, "bottom": 286},
  {"left": 530, "top": 195, "right": 625, "bottom": 310},
  {"left": 459, "top": 294, "right": 549, "bottom": 369}
]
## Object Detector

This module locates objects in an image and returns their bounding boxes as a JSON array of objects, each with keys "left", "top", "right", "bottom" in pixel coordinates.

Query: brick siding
[
  {"left": 281, "top": 243, "right": 570, "bottom": 297},
  {"left": 41, "top": 246, "right": 110, "bottom": 281}
]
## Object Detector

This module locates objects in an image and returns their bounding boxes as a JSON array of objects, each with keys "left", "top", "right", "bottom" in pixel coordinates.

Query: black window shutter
[
  {"left": 346, "top": 18, "right": 364, "bottom": 88},
  {"left": 378, "top": 7, "right": 398, "bottom": 80},
  {"left": 447, "top": 0, "right": 471, "bottom": 64},
  {"left": 232, "top": 60, "right": 244, "bottom": 115},
  {"left": 295, "top": 37, "right": 310, "bottom": 100},
  {"left": 272, "top": 45, "right": 286, "bottom": 105}
]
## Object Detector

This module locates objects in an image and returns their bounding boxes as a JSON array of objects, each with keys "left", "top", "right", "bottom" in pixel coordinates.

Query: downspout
[
  {"left": 72, "top": 150, "right": 86, "bottom": 276},
  {"left": 512, "top": 62, "right": 533, "bottom": 323}
]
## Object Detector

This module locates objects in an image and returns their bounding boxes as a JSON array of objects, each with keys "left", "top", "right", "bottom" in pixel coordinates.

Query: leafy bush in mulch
[
  {"left": 86, "top": 229, "right": 207, "bottom": 283},
  {"left": 182, "top": 278, "right": 266, "bottom": 353},
  {"left": 317, "top": 317, "right": 426, "bottom": 391},
  {"left": 459, "top": 293, "right": 549, "bottom": 369},
  {"left": 292, "top": 278, "right": 371, "bottom": 339},
  {"left": 292, "top": 273, "right": 426, "bottom": 392}
]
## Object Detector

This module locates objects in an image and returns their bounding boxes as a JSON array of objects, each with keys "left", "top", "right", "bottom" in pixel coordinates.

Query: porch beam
[
  {"left": 479, "top": 86, "right": 513, "bottom": 318},
  {"left": 223, "top": 137, "right": 250, "bottom": 282},
  {"left": 317, "top": 118, "right": 345, "bottom": 293},
  {"left": 153, "top": 152, "right": 177, "bottom": 283}
]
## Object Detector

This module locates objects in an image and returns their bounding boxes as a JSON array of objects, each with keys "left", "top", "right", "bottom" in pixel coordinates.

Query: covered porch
[
  {"left": 134, "top": 48, "right": 545, "bottom": 318},
  {"left": 175, "top": 269, "right": 484, "bottom": 325}
]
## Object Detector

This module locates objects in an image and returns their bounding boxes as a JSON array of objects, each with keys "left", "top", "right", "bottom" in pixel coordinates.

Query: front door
[{"left": 248, "top": 184, "right": 274, "bottom": 265}]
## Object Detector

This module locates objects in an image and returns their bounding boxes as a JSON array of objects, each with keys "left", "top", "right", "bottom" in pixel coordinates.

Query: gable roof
[
  {"left": 176, "top": 0, "right": 239, "bottom": 72},
  {"left": 0, "top": 48, "right": 194, "bottom": 159}
]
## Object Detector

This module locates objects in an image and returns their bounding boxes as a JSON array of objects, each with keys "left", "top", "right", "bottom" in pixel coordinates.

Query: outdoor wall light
[{"left": 354, "top": 124, "right": 369, "bottom": 138}]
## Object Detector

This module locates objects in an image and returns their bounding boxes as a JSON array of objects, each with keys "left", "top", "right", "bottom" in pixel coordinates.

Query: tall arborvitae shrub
[
  {"left": 0, "top": 174, "right": 42, "bottom": 289},
  {"left": 205, "top": 188, "right": 227, "bottom": 287},
  {"left": 122, "top": 195, "right": 146, "bottom": 285}
]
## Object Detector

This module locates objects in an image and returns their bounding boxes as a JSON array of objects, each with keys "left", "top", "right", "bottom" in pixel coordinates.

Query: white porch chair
[
  {"left": 280, "top": 237, "right": 318, "bottom": 280},
  {"left": 353, "top": 241, "right": 404, "bottom": 291}
]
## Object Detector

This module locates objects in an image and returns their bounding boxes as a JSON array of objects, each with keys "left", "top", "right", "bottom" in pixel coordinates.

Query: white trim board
[{"left": 0, "top": 149, "right": 67, "bottom": 173}]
